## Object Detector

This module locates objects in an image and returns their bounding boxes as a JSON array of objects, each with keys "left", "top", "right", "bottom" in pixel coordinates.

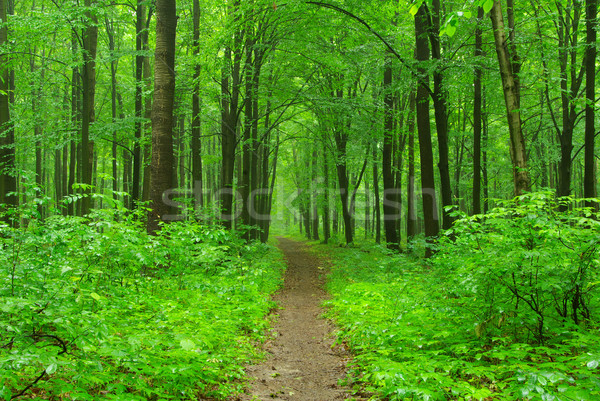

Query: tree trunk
[
  {"left": 191, "top": 0, "right": 203, "bottom": 210},
  {"left": 428, "top": 0, "right": 454, "bottom": 229},
  {"left": 372, "top": 141, "right": 381, "bottom": 244},
  {"left": 490, "top": 0, "right": 530, "bottom": 195},
  {"left": 81, "top": 0, "right": 98, "bottom": 215},
  {"left": 220, "top": 0, "right": 243, "bottom": 229},
  {"left": 0, "top": 0, "right": 16, "bottom": 209},
  {"left": 312, "top": 147, "right": 320, "bottom": 240},
  {"left": 147, "top": 0, "right": 177, "bottom": 234},
  {"left": 132, "top": 0, "right": 146, "bottom": 205},
  {"left": 322, "top": 138, "right": 331, "bottom": 244},
  {"left": 382, "top": 56, "right": 400, "bottom": 247},
  {"left": 415, "top": 4, "right": 440, "bottom": 256},
  {"left": 473, "top": 7, "right": 484, "bottom": 215},
  {"left": 106, "top": 17, "right": 119, "bottom": 198},
  {"left": 406, "top": 90, "right": 417, "bottom": 241},
  {"left": 584, "top": 0, "right": 597, "bottom": 206}
]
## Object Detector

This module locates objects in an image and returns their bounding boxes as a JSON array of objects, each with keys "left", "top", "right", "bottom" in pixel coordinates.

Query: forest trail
[{"left": 231, "top": 237, "right": 351, "bottom": 401}]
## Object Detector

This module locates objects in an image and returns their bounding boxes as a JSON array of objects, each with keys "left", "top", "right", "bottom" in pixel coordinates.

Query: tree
[
  {"left": 0, "top": 0, "right": 16, "bottom": 210},
  {"left": 415, "top": 3, "right": 440, "bottom": 256},
  {"left": 81, "top": 0, "right": 98, "bottom": 215},
  {"left": 147, "top": 0, "right": 177, "bottom": 234},
  {"left": 489, "top": 0, "right": 530, "bottom": 196},
  {"left": 584, "top": 0, "right": 597, "bottom": 205},
  {"left": 473, "top": 7, "right": 484, "bottom": 215}
]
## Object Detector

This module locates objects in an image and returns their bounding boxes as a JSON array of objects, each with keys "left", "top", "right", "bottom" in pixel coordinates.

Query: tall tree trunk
[
  {"left": 220, "top": 0, "right": 243, "bottom": 229},
  {"left": 428, "top": 0, "right": 454, "bottom": 229},
  {"left": 406, "top": 90, "right": 416, "bottom": 241},
  {"left": 382, "top": 56, "right": 400, "bottom": 247},
  {"left": 0, "top": 0, "right": 16, "bottom": 209},
  {"left": 584, "top": 0, "right": 597, "bottom": 206},
  {"left": 322, "top": 138, "right": 331, "bottom": 244},
  {"left": 473, "top": 7, "right": 484, "bottom": 215},
  {"left": 555, "top": 2, "right": 585, "bottom": 202},
  {"left": 147, "top": 0, "right": 177, "bottom": 234},
  {"left": 415, "top": 4, "right": 439, "bottom": 256},
  {"left": 105, "top": 18, "right": 119, "bottom": 198},
  {"left": 191, "top": 0, "right": 203, "bottom": 210},
  {"left": 132, "top": 0, "right": 145, "bottom": 205},
  {"left": 372, "top": 141, "right": 381, "bottom": 244},
  {"left": 311, "top": 147, "right": 320, "bottom": 240},
  {"left": 490, "top": 0, "right": 530, "bottom": 195},
  {"left": 81, "top": 0, "right": 98, "bottom": 215}
]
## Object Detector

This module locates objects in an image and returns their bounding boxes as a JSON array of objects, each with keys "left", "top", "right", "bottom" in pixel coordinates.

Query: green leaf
[
  {"left": 408, "top": 0, "right": 423, "bottom": 16},
  {"left": 90, "top": 292, "right": 101, "bottom": 301},
  {"left": 46, "top": 363, "right": 58, "bottom": 375},
  {"left": 483, "top": 0, "right": 494, "bottom": 14},
  {"left": 180, "top": 339, "right": 196, "bottom": 351},
  {"left": 587, "top": 360, "right": 599, "bottom": 369}
]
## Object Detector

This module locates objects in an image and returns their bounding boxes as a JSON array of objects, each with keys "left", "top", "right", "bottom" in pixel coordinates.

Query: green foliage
[
  {"left": 438, "top": 192, "right": 600, "bottom": 343},
  {"left": 0, "top": 203, "right": 284, "bottom": 400},
  {"left": 320, "top": 195, "right": 600, "bottom": 400}
]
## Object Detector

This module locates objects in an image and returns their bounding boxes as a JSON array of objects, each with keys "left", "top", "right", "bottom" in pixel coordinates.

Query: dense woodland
[{"left": 1, "top": 0, "right": 600, "bottom": 399}]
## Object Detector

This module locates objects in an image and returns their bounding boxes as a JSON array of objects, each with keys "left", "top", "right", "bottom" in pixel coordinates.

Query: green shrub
[
  {"left": 0, "top": 202, "right": 284, "bottom": 400},
  {"left": 436, "top": 191, "right": 600, "bottom": 344}
]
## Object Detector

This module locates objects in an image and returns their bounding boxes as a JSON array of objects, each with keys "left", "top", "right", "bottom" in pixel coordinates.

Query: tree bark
[
  {"left": 415, "top": 4, "right": 440, "bottom": 256},
  {"left": 0, "top": 0, "right": 16, "bottom": 209},
  {"left": 490, "top": 0, "right": 530, "bottom": 195},
  {"left": 372, "top": 141, "right": 381, "bottom": 244},
  {"left": 81, "top": 0, "right": 98, "bottom": 215},
  {"left": 473, "top": 7, "right": 484, "bottom": 215},
  {"left": 382, "top": 56, "right": 400, "bottom": 248},
  {"left": 191, "top": 0, "right": 203, "bottom": 210},
  {"left": 406, "top": 90, "right": 417, "bottom": 240},
  {"left": 428, "top": 0, "right": 454, "bottom": 229},
  {"left": 584, "top": 0, "right": 597, "bottom": 206},
  {"left": 147, "top": 0, "right": 177, "bottom": 234}
]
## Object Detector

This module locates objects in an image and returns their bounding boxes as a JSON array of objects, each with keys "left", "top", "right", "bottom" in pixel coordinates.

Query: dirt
[{"left": 231, "top": 237, "right": 352, "bottom": 401}]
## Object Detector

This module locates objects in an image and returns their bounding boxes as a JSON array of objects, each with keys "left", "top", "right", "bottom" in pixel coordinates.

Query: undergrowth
[
  {"left": 320, "top": 192, "right": 600, "bottom": 400},
  {"left": 0, "top": 200, "right": 285, "bottom": 400}
]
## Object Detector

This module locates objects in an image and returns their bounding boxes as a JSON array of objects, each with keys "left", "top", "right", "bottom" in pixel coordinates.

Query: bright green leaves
[
  {"left": 0, "top": 207, "right": 285, "bottom": 400},
  {"left": 481, "top": 0, "right": 495, "bottom": 14},
  {"left": 408, "top": 0, "right": 492, "bottom": 37},
  {"left": 320, "top": 194, "right": 600, "bottom": 399}
]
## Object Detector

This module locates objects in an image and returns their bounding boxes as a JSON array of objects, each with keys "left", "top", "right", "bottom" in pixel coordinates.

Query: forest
[{"left": 1, "top": 0, "right": 599, "bottom": 399}]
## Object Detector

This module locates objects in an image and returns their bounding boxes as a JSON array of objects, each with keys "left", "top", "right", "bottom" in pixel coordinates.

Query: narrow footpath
[{"left": 233, "top": 237, "right": 350, "bottom": 401}]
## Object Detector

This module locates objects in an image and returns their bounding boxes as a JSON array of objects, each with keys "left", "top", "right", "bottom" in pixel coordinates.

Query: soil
[{"left": 231, "top": 237, "right": 352, "bottom": 401}]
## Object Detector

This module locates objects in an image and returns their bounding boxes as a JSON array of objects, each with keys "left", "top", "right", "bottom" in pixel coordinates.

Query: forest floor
[{"left": 230, "top": 237, "right": 353, "bottom": 401}]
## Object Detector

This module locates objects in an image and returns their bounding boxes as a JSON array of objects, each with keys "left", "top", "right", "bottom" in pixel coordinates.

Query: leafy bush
[
  {"left": 436, "top": 191, "right": 600, "bottom": 344},
  {"left": 0, "top": 202, "right": 284, "bottom": 400},
  {"left": 321, "top": 194, "right": 600, "bottom": 400}
]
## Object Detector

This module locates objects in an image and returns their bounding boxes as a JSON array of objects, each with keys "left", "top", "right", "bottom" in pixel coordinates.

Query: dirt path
[{"left": 233, "top": 237, "right": 350, "bottom": 401}]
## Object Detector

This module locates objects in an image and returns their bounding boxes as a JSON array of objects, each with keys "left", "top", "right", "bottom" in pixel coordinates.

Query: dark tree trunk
[
  {"left": 556, "top": 3, "right": 585, "bottom": 202},
  {"left": 191, "top": 0, "right": 203, "bottom": 210},
  {"left": 406, "top": 90, "right": 417, "bottom": 241},
  {"left": 132, "top": 0, "right": 146, "bottom": 205},
  {"left": 81, "top": 0, "right": 98, "bottom": 215},
  {"left": 473, "top": 7, "right": 484, "bottom": 215},
  {"left": 415, "top": 4, "right": 439, "bottom": 257},
  {"left": 147, "top": 0, "right": 177, "bottom": 234},
  {"left": 428, "top": 0, "right": 454, "bottom": 229},
  {"left": 0, "top": 0, "right": 16, "bottom": 210},
  {"left": 382, "top": 56, "right": 400, "bottom": 247},
  {"left": 106, "top": 18, "right": 119, "bottom": 198},
  {"left": 584, "top": 0, "right": 597, "bottom": 206}
]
